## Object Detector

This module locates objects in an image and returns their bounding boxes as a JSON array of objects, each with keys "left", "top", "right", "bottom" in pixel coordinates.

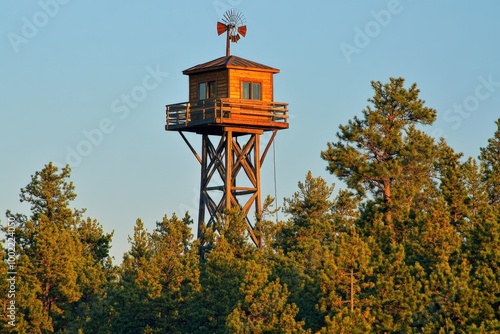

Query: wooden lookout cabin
[
  {"left": 165, "top": 9, "right": 288, "bottom": 247},
  {"left": 165, "top": 55, "right": 288, "bottom": 134}
]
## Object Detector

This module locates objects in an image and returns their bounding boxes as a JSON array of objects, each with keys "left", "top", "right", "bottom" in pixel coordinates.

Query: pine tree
[
  {"left": 320, "top": 308, "right": 374, "bottom": 334},
  {"left": 316, "top": 231, "right": 375, "bottom": 333},
  {"left": 479, "top": 118, "right": 500, "bottom": 211},
  {"left": 465, "top": 208, "right": 500, "bottom": 330},
  {"left": 321, "top": 77, "right": 437, "bottom": 243},
  {"left": 184, "top": 239, "right": 245, "bottom": 333},
  {"left": 274, "top": 172, "right": 336, "bottom": 331},
  {"left": 183, "top": 214, "right": 250, "bottom": 334},
  {"left": 435, "top": 140, "right": 470, "bottom": 227},
  {"left": 0, "top": 238, "right": 10, "bottom": 328},
  {"left": 110, "top": 219, "right": 157, "bottom": 333},
  {"left": 110, "top": 214, "right": 199, "bottom": 333},
  {"left": 368, "top": 244, "right": 423, "bottom": 332},
  {"left": 8, "top": 164, "right": 78, "bottom": 333},
  {"left": 148, "top": 213, "right": 199, "bottom": 333},
  {"left": 61, "top": 217, "right": 115, "bottom": 333},
  {"left": 226, "top": 258, "right": 309, "bottom": 334},
  {"left": 469, "top": 122, "right": 500, "bottom": 328},
  {"left": 422, "top": 260, "right": 481, "bottom": 333},
  {"left": 278, "top": 171, "right": 335, "bottom": 252},
  {"left": 3, "top": 162, "right": 113, "bottom": 333}
]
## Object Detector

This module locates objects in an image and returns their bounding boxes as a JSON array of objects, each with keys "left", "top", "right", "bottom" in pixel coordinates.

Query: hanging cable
[{"left": 273, "top": 138, "right": 279, "bottom": 223}]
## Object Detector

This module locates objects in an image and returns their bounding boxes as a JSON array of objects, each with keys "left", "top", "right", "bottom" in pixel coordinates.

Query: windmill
[{"left": 217, "top": 9, "right": 247, "bottom": 57}]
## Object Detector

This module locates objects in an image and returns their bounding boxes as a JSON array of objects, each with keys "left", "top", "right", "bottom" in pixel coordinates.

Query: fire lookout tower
[{"left": 165, "top": 9, "right": 288, "bottom": 247}]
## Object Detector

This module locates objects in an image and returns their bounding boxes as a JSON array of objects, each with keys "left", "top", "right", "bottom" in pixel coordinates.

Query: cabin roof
[{"left": 183, "top": 55, "right": 280, "bottom": 75}]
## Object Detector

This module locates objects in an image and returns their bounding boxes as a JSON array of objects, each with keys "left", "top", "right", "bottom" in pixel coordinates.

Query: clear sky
[{"left": 2, "top": 0, "right": 500, "bottom": 262}]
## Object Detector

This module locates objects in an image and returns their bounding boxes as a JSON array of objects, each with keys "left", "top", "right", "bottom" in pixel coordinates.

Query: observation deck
[{"left": 166, "top": 98, "right": 288, "bottom": 134}]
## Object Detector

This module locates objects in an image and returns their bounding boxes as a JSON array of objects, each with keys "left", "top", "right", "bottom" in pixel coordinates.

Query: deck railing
[{"left": 166, "top": 98, "right": 288, "bottom": 129}]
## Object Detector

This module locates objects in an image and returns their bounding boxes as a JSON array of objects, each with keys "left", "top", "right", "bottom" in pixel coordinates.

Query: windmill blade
[
  {"left": 222, "top": 9, "right": 235, "bottom": 24},
  {"left": 237, "top": 25, "right": 247, "bottom": 37},
  {"left": 217, "top": 22, "right": 227, "bottom": 35},
  {"left": 217, "top": 9, "right": 247, "bottom": 55}
]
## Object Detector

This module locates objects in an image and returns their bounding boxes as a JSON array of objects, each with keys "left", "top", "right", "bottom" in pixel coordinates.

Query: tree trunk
[{"left": 382, "top": 179, "right": 395, "bottom": 243}]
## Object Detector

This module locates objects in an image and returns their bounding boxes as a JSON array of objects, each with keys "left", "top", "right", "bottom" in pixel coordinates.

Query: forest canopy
[{"left": 2, "top": 78, "right": 500, "bottom": 333}]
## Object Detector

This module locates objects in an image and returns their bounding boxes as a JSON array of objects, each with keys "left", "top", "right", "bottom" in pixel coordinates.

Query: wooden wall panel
[
  {"left": 188, "top": 70, "right": 229, "bottom": 101},
  {"left": 228, "top": 70, "right": 274, "bottom": 101},
  {"left": 187, "top": 68, "right": 275, "bottom": 102}
]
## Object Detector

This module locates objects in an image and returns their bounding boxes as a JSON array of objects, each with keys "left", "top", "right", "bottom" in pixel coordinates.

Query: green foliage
[
  {"left": 2, "top": 163, "right": 113, "bottom": 333},
  {"left": 109, "top": 214, "right": 200, "bottom": 333},
  {"left": 479, "top": 118, "right": 500, "bottom": 210},
  {"left": 321, "top": 308, "right": 374, "bottom": 334},
  {"left": 226, "top": 259, "right": 309, "bottom": 333},
  {"left": 321, "top": 77, "right": 437, "bottom": 241},
  {"left": 2, "top": 78, "right": 500, "bottom": 333}
]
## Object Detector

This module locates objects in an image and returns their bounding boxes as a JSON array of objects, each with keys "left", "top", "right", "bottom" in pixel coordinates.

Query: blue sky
[{"left": 2, "top": 0, "right": 500, "bottom": 262}]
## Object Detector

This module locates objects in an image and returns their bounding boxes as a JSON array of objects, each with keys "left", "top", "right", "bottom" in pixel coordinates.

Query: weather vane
[{"left": 217, "top": 9, "right": 247, "bottom": 57}]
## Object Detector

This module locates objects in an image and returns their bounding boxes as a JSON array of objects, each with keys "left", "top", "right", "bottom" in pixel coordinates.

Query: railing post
[
  {"left": 216, "top": 99, "right": 220, "bottom": 121},
  {"left": 166, "top": 105, "right": 169, "bottom": 129},
  {"left": 217, "top": 99, "right": 221, "bottom": 121}
]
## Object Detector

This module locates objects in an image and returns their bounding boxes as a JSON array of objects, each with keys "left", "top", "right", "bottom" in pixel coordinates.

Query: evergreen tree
[
  {"left": 226, "top": 258, "right": 309, "bottom": 334},
  {"left": 183, "top": 213, "right": 250, "bottom": 334},
  {"left": 3, "top": 163, "right": 113, "bottom": 333},
  {"left": 368, "top": 244, "right": 423, "bottom": 332},
  {"left": 278, "top": 171, "right": 335, "bottom": 252},
  {"left": 62, "top": 217, "right": 114, "bottom": 334},
  {"left": 275, "top": 172, "right": 336, "bottom": 331},
  {"left": 435, "top": 140, "right": 470, "bottom": 227},
  {"left": 110, "top": 219, "right": 157, "bottom": 333},
  {"left": 320, "top": 308, "right": 373, "bottom": 334},
  {"left": 470, "top": 122, "right": 500, "bottom": 328},
  {"left": 316, "top": 231, "right": 375, "bottom": 333},
  {"left": 422, "top": 260, "right": 481, "bottom": 333},
  {"left": 0, "top": 237, "right": 10, "bottom": 328},
  {"left": 321, "top": 77, "right": 437, "bottom": 242},
  {"left": 147, "top": 213, "right": 199, "bottom": 333},
  {"left": 479, "top": 118, "right": 500, "bottom": 211}
]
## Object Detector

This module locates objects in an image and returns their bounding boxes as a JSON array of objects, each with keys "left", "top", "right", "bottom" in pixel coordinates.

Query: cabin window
[
  {"left": 242, "top": 81, "right": 261, "bottom": 100},
  {"left": 198, "top": 81, "right": 217, "bottom": 99}
]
